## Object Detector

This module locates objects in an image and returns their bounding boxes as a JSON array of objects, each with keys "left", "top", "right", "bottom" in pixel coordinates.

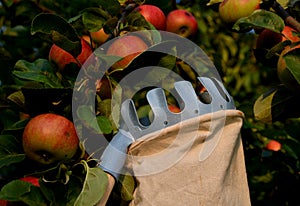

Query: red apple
[
  {"left": 135, "top": 4, "right": 166, "bottom": 30},
  {"left": 49, "top": 38, "right": 93, "bottom": 70},
  {"left": 0, "top": 200, "right": 7, "bottom": 206},
  {"left": 166, "top": 9, "right": 198, "bottom": 38},
  {"left": 22, "top": 113, "right": 79, "bottom": 165},
  {"left": 256, "top": 26, "right": 300, "bottom": 50},
  {"left": 19, "top": 176, "right": 40, "bottom": 187},
  {"left": 90, "top": 28, "right": 110, "bottom": 45},
  {"left": 219, "top": 0, "right": 260, "bottom": 24},
  {"left": 265, "top": 139, "right": 281, "bottom": 152},
  {"left": 106, "top": 35, "right": 148, "bottom": 70},
  {"left": 168, "top": 104, "right": 181, "bottom": 113}
]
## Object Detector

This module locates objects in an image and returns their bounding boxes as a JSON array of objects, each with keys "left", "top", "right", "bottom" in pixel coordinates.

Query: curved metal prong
[
  {"left": 172, "top": 81, "right": 199, "bottom": 121},
  {"left": 197, "top": 77, "right": 235, "bottom": 112}
]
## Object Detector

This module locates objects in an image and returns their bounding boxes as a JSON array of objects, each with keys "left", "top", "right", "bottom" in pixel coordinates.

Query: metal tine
[
  {"left": 172, "top": 81, "right": 200, "bottom": 123},
  {"left": 210, "top": 77, "right": 236, "bottom": 109},
  {"left": 121, "top": 89, "right": 171, "bottom": 140},
  {"left": 120, "top": 99, "right": 146, "bottom": 138},
  {"left": 198, "top": 77, "right": 235, "bottom": 111}
]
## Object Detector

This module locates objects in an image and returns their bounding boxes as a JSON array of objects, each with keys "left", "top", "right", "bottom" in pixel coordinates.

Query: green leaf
[
  {"left": 7, "top": 90, "right": 25, "bottom": 109},
  {"left": 81, "top": 7, "right": 111, "bottom": 32},
  {"left": 31, "top": 13, "right": 81, "bottom": 57},
  {"left": 96, "top": 0, "right": 121, "bottom": 16},
  {"left": 76, "top": 105, "right": 100, "bottom": 133},
  {"left": 232, "top": 10, "right": 285, "bottom": 32},
  {"left": 0, "top": 135, "right": 25, "bottom": 168},
  {"left": 77, "top": 105, "right": 112, "bottom": 134},
  {"left": 13, "top": 59, "right": 63, "bottom": 88},
  {"left": 73, "top": 162, "right": 108, "bottom": 206},
  {"left": 283, "top": 47, "right": 300, "bottom": 84},
  {"left": 0, "top": 180, "right": 47, "bottom": 206},
  {"left": 266, "top": 40, "right": 292, "bottom": 59},
  {"left": 253, "top": 86, "right": 300, "bottom": 123},
  {"left": 117, "top": 173, "right": 135, "bottom": 202},
  {"left": 96, "top": 115, "right": 113, "bottom": 134},
  {"left": 39, "top": 180, "right": 68, "bottom": 206}
]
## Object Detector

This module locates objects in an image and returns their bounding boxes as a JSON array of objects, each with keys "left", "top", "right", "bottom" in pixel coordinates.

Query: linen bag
[{"left": 125, "top": 109, "right": 251, "bottom": 206}]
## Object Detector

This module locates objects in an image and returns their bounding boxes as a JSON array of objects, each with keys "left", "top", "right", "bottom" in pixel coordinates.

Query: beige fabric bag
[{"left": 125, "top": 109, "right": 251, "bottom": 206}]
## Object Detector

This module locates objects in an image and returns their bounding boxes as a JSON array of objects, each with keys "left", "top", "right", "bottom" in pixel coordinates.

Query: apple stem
[{"left": 272, "top": 1, "right": 300, "bottom": 33}]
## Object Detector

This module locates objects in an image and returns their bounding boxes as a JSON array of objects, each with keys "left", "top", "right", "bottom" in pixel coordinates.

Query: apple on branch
[
  {"left": 219, "top": 0, "right": 260, "bottom": 24},
  {"left": 90, "top": 28, "right": 110, "bottom": 46},
  {"left": 49, "top": 38, "right": 93, "bottom": 71},
  {"left": 166, "top": 9, "right": 198, "bottom": 38},
  {"left": 256, "top": 26, "right": 300, "bottom": 50},
  {"left": 106, "top": 35, "right": 148, "bottom": 71},
  {"left": 135, "top": 4, "right": 166, "bottom": 30},
  {"left": 22, "top": 113, "right": 79, "bottom": 165}
]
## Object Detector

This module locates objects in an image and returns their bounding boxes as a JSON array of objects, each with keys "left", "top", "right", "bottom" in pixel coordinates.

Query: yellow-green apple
[
  {"left": 166, "top": 9, "right": 198, "bottom": 38},
  {"left": 265, "top": 139, "right": 281, "bottom": 151},
  {"left": 22, "top": 113, "right": 79, "bottom": 165},
  {"left": 277, "top": 44, "right": 300, "bottom": 91},
  {"left": 90, "top": 28, "right": 110, "bottom": 45},
  {"left": 106, "top": 35, "right": 148, "bottom": 70},
  {"left": 135, "top": 4, "right": 166, "bottom": 30},
  {"left": 49, "top": 38, "right": 93, "bottom": 70},
  {"left": 219, "top": 0, "right": 260, "bottom": 24}
]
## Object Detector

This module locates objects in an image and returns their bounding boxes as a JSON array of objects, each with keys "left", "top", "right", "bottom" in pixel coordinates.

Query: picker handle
[{"left": 272, "top": 0, "right": 300, "bottom": 32}]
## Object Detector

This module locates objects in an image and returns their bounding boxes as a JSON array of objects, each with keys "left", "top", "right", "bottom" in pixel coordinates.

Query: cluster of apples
[
  {"left": 134, "top": 4, "right": 198, "bottom": 38},
  {"left": 49, "top": 4, "right": 198, "bottom": 72}
]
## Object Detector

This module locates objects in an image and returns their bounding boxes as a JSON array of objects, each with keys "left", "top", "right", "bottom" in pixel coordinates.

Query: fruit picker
[{"left": 96, "top": 76, "right": 251, "bottom": 205}]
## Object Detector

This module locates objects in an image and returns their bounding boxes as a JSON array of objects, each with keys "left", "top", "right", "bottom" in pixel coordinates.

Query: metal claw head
[{"left": 119, "top": 77, "right": 235, "bottom": 140}]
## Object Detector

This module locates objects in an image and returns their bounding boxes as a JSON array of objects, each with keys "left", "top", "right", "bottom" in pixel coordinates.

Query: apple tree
[{"left": 0, "top": 0, "right": 299, "bottom": 205}]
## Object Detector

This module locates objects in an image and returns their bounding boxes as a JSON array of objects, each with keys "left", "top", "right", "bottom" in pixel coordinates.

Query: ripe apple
[
  {"left": 168, "top": 104, "right": 181, "bottom": 113},
  {"left": 166, "top": 9, "right": 198, "bottom": 38},
  {"left": 255, "top": 26, "right": 300, "bottom": 67},
  {"left": 219, "top": 0, "right": 260, "bottom": 24},
  {"left": 265, "top": 139, "right": 281, "bottom": 152},
  {"left": 135, "top": 4, "right": 166, "bottom": 30},
  {"left": 106, "top": 35, "right": 148, "bottom": 70},
  {"left": 256, "top": 26, "right": 300, "bottom": 50},
  {"left": 22, "top": 113, "right": 79, "bottom": 165},
  {"left": 19, "top": 176, "right": 40, "bottom": 187},
  {"left": 90, "top": 28, "right": 110, "bottom": 45},
  {"left": 277, "top": 44, "right": 300, "bottom": 91},
  {"left": 0, "top": 200, "right": 7, "bottom": 206},
  {"left": 49, "top": 38, "right": 93, "bottom": 70}
]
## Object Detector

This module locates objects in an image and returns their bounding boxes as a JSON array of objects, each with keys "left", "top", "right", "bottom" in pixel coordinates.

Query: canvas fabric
[{"left": 125, "top": 109, "right": 251, "bottom": 206}]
